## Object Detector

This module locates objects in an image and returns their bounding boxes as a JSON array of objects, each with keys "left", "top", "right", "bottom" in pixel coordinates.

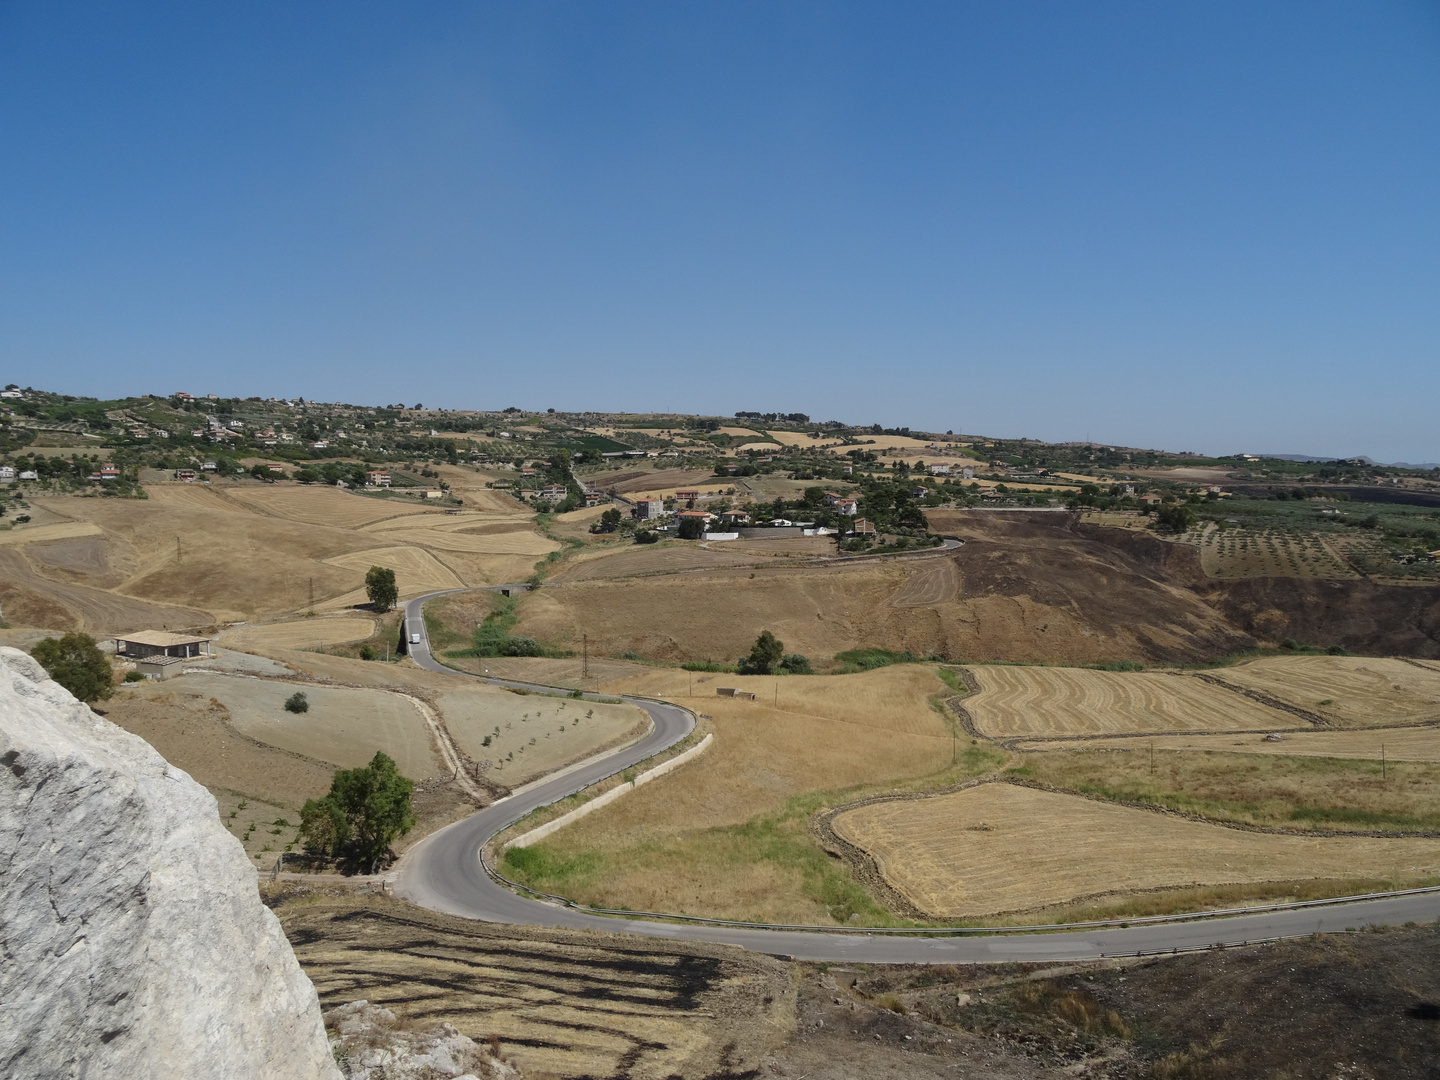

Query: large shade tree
[
  {"left": 299, "top": 751, "right": 416, "bottom": 871},
  {"left": 365, "top": 565, "right": 398, "bottom": 611},
  {"left": 32, "top": 632, "right": 113, "bottom": 703}
]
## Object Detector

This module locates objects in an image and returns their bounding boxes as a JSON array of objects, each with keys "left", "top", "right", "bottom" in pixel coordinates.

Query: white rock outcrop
[
  {"left": 0, "top": 646, "right": 341, "bottom": 1080},
  {"left": 326, "top": 1001, "right": 520, "bottom": 1080}
]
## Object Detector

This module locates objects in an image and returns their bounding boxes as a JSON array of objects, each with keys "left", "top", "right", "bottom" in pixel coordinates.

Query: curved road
[{"left": 396, "top": 589, "right": 1440, "bottom": 962}]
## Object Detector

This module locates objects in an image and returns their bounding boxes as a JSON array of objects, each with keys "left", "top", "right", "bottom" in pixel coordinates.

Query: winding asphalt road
[{"left": 395, "top": 589, "right": 1440, "bottom": 963}]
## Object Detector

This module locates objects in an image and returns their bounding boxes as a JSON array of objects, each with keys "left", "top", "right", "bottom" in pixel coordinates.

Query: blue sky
[{"left": 2, "top": 2, "right": 1438, "bottom": 460}]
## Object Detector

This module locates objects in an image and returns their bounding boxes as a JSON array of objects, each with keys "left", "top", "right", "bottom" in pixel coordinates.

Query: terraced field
[
  {"left": 276, "top": 891, "right": 792, "bottom": 1080},
  {"left": 964, "top": 665, "right": 1300, "bottom": 738},
  {"left": 832, "top": 783, "right": 1440, "bottom": 918}
]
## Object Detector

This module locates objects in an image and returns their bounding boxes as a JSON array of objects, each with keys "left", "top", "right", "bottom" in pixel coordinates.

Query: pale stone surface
[
  {"left": 0, "top": 646, "right": 340, "bottom": 1080},
  {"left": 325, "top": 1000, "right": 520, "bottom": 1080}
]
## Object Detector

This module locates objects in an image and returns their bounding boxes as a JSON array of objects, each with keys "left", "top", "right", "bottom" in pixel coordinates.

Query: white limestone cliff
[{"left": 0, "top": 646, "right": 341, "bottom": 1080}]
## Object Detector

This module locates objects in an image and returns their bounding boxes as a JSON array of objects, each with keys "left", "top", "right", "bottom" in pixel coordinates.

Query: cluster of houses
[{"left": 0, "top": 466, "right": 39, "bottom": 483}]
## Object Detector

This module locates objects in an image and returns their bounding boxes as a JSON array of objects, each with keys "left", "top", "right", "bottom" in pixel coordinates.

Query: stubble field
[
  {"left": 963, "top": 665, "right": 1301, "bottom": 738},
  {"left": 1206, "top": 655, "right": 1440, "bottom": 728},
  {"left": 831, "top": 782, "right": 1440, "bottom": 918}
]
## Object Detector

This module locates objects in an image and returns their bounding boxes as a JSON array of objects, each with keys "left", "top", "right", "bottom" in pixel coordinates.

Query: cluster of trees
[
  {"left": 737, "top": 630, "right": 812, "bottom": 675},
  {"left": 735, "top": 411, "right": 810, "bottom": 423},
  {"left": 299, "top": 752, "right": 416, "bottom": 871}
]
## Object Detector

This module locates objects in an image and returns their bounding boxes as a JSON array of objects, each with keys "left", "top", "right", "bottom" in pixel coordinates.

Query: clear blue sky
[{"left": 2, "top": 2, "right": 1438, "bottom": 460}]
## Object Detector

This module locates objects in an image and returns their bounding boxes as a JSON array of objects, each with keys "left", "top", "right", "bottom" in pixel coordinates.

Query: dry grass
[
  {"left": 437, "top": 689, "right": 648, "bottom": 786},
  {"left": 348, "top": 523, "right": 557, "bottom": 556},
  {"left": 0, "top": 521, "right": 104, "bottom": 546},
  {"left": 221, "top": 484, "right": 423, "bottom": 527},
  {"left": 497, "top": 665, "right": 968, "bottom": 924},
  {"left": 183, "top": 671, "right": 445, "bottom": 779},
  {"left": 553, "top": 543, "right": 769, "bottom": 583},
  {"left": 601, "top": 468, "right": 722, "bottom": 496},
  {"left": 1008, "top": 747, "right": 1440, "bottom": 832},
  {"left": 888, "top": 560, "right": 960, "bottom": 607},
  {"left": 221, "top": 617, "right": 377, "bottom": 652},
  {"left": 1209, "top": 655, "right": 1440, "bottom": 728},
  {"left": 831, "top": 782, "right": 1440, "bottom": 917},
  {"left": 964, "top": 665, "right": 1300, "bottom": 738}
]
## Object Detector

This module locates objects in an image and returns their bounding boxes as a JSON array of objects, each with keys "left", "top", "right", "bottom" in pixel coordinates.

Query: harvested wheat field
[
  {"left": 438, "top": 689, "right": 649, "bottom": 786},
  {"left": 222, "top": 617, "right": 377, "bottom": 652},
  {"left": 501, "top": 666, "right": 960, "bottom": 923},
  {"left": 832, "top": 783, "right": 1440, "bottom": 918},
  {"left": 183, "top": 671, "right": 443, "bottom": 779},
  {"left": 603, "top": 468, "right": 722, "bottom": 495},
  {"left": 1208, "top": 655, "right": 1440, "bottom": 728},
  {"left": 349, "top": 523, "right": 557, "bottom": 556},
  {"left": 964, "top": 665, "right": 1301, "bottom": 738},
  {"left": 1022, "top": 726, "right": 1440, "bottom": 762},
  {"left": 361, "top": 509, "right": 532, "bottom": 534},
  {"left": 0, "top": 546, "right": 213, "bottom": 635}
]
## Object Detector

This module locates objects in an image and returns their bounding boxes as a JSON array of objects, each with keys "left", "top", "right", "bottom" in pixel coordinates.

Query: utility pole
[
  {"left": 176, "top": 536, "right": 181, "bottom": 564},
  {"left": 1150, "top": 741, "right": 1155, "bottom": 776},
  {"left": 582, "top": 633, "right": 589, "bottom": 680},
  {"left": 1382, "top": 743, "right": 1387, "bottom": 782},
  {"left": 308, "top": 577, "right": 314, "bottom": 609}
]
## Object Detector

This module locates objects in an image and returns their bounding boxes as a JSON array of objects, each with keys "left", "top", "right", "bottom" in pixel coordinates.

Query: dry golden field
[
  {"left": 963, "top": 665, "right": 1300, "bottom": 738},
  {"left": 0, "top": 521, "right": 103, "bottom": 546},
  {"left": 553, "top": 543, "right": 769, "bottom": 583},
  {"left": 499, "top": 665, "right": 962, "bottom": 923},
  {"left": 1208, "top": 655, "right": 1440, "bottom": 728},
  {"left": 0, "top": 478, "right": 555, "bottom": 630},
  {"left": 888, "top": 559, "right": 960, "bottom": 607},
  {"left": 602, "top": 468, "right": 722, "bottom": 495},
  {"left": 220, "top": 484, "right": 427, "bottom": 527},
  {"left": 323, "top": 546, "right": 465, "bottom": 595},
  {"left": 440, "top": 653, "right": 654, "bottom": 689},
  {"left": 831, "top": 783, "right": 1440, "bottom": 918},
  {"left": 221, "top": 617, "right": 377, "bottom": 651},
  {"left": 184, "top": 671, "right": 445, "bottom": 779}
]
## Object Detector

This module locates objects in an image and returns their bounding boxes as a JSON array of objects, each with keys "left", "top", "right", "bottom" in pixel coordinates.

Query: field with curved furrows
[
  {"left": 964, "top": 665, "right": 1300, "bottom": 738},
  {"left": 832, "top": 782, "right": 1440, "bottom": 918},
  {"left": 887, "top": 559, "right": 960, "bottom": 607},
  {"left": 1207, "top": 655, "right": 1440, "bottom": 728}
]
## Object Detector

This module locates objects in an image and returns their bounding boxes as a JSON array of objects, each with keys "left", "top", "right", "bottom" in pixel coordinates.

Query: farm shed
[
  {"left": 115, "top": 630, "right": 213, "bottom": 660},
  {"left": 135, "top": 655, "right": 188, "bottom": 680}
]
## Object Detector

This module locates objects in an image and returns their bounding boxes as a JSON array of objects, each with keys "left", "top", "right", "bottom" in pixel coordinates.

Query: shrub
[
  {"left": 634, "top": 530, "right": 659, "bottom": 544},
  {"left": 780, "top": 653, "right": 813, "bottom": 674},
  {"left": 284, "top": 691, "right": 310, "bottom": 713},
  {"left": 737, "top": 630, "right": 784, "bottom": 675},
  {"left": 123, "top": 670, "right": 146, "bottom": 683},
  {"left": 682, "top": 660, "right": 736, "bottom": 672},
  {"left": 358, "top": 643, "right": 375, "bottom": 661},
  {"left": 834, "top": 647, "right": 921, "bottom": 671}
]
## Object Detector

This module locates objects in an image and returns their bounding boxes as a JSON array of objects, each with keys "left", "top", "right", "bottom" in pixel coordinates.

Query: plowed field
[
  {"left": 832, "top": 783, "right": 1440, "bottom": 917},
  {"left": 964, "top": 665, "right": 1299, "bottom": 738}
]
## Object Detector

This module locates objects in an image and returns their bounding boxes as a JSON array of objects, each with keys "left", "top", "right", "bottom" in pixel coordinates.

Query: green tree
[
  {"left": 298, "top": 751, "right": 416, "bottom": 870},
  {"left": 738, "top": 630, "right": 785, "bottom": 675},
  {"left": 677, "top": 516, "right": 706, "bottom": 539},
  {"left": 365, "top": 565, "right": 398, "bottom": 611},
  {"left": 1155, "top": 503, "right": 1197, "bottom": 533},
  {"left": 32, "top": 632, "right": 113, "bottom": 702}
]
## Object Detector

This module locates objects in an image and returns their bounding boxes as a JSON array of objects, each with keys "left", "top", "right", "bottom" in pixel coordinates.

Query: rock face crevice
[{"left": 0, "top": 646, "right": 340, "bottom": 1080}]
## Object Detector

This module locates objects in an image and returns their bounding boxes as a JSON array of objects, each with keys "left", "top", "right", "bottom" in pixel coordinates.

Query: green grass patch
[
  {"left": 681, "top": 660, "right": 738, "bottom": 673},
  {"left": 834, "top": 648, "right": 930, "bottom": 672}
]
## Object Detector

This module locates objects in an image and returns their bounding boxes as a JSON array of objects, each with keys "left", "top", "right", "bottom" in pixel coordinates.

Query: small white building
[
  {"left": 0, "top": 466, "right": 14, "bottom": 483},
  {"left": 928, "top": 462, "right": 951, "bottom": 475}
]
